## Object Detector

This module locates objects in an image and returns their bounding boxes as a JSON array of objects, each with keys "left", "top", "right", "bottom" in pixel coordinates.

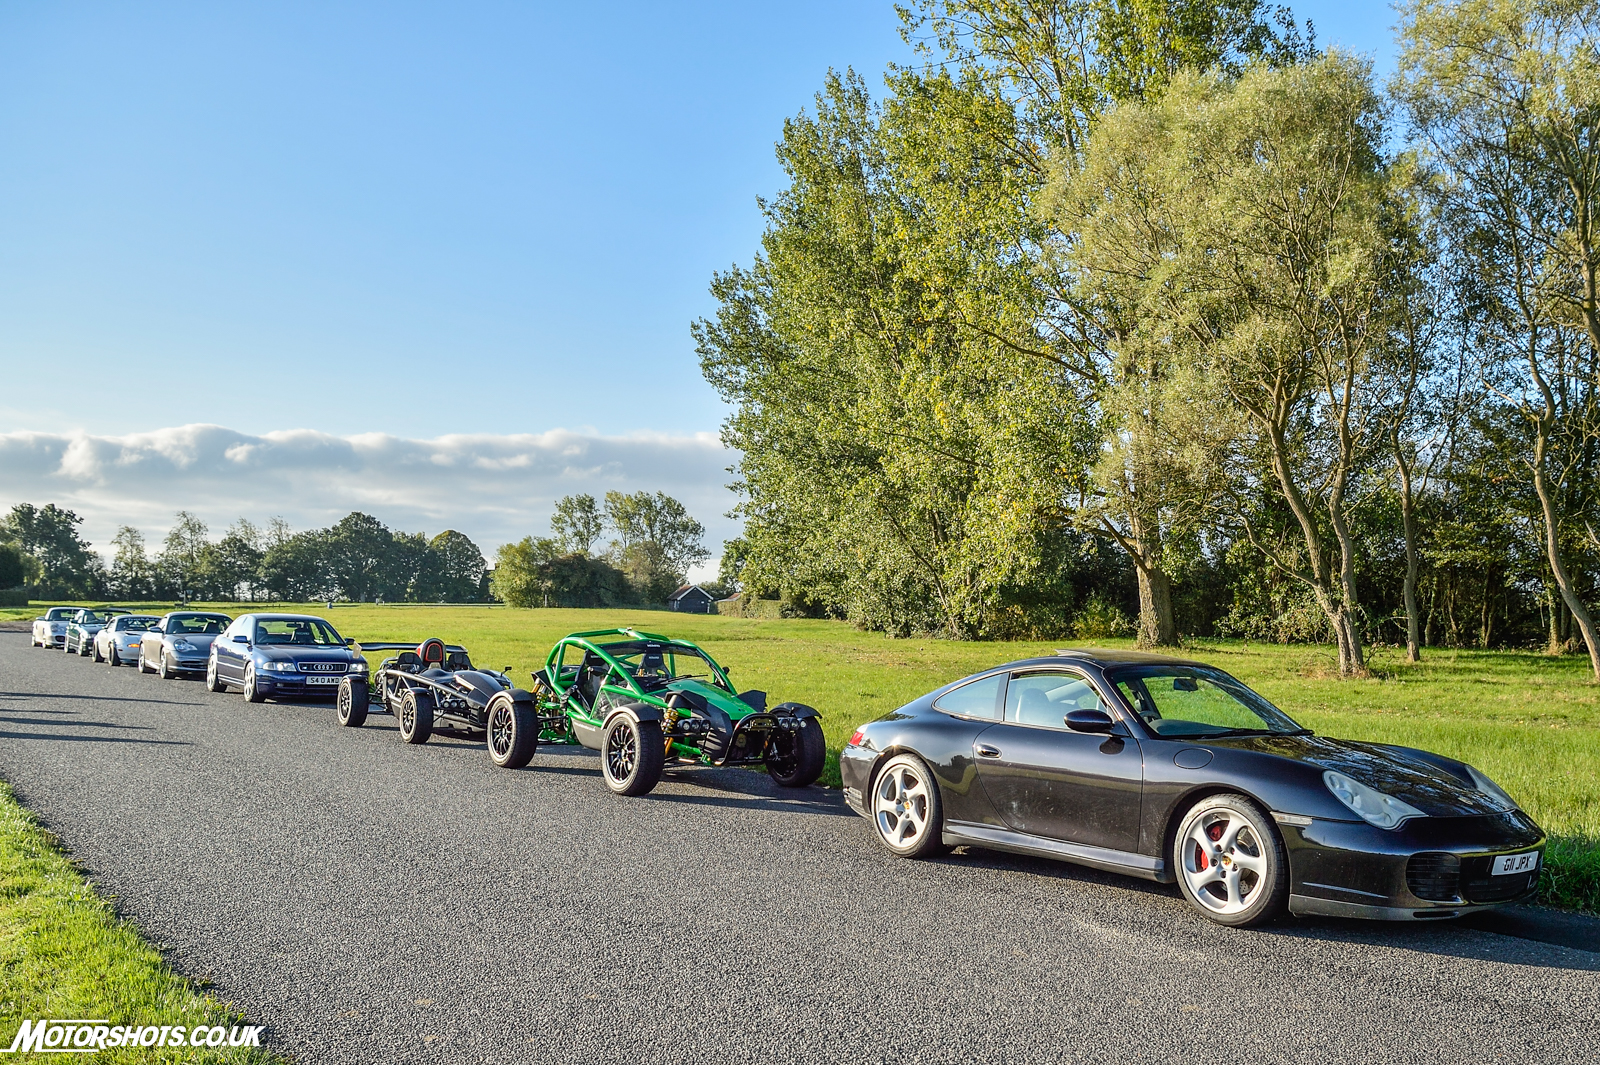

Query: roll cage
[{"left": 541, "top": 629, "right": 733, "bottom": 711}]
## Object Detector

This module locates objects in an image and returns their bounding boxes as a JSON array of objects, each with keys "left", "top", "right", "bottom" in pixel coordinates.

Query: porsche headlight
[
  {"left": 173, "top": 639, "right": 196, "bottom": 652},
  {"left": 1465, "top": 765, "right": 1518, "bottom": 812},
  {"left": 1323, "top": 770, "right": 1425, "bottom": 829}
]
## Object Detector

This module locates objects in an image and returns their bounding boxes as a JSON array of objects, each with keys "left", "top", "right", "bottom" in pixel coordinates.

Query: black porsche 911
[{"left": 839, "top": 649, "right": 1544, "bottom": 927}]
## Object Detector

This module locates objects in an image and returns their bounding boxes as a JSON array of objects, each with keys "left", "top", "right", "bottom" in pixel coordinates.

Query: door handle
[{"left": 975, "top": 743, "right": 1001, "bottom": 758}]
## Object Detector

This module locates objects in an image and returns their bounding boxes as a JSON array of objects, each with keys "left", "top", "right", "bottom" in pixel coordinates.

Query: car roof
[
  {"left": 985, "top": 648, "right": 1212, "bottom": 674},
  {"left": 245, "top": 613, "right": 334, "bottom": 623},
  {"left": 162, "top": 611, "right": 232, "bottom": 619}
]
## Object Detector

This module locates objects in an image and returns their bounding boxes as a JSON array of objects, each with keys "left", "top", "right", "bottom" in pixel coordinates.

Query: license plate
[
  {"left": 305, "top": 675, "right": 342, "bottom": 685},
  {"left": 1491, "top": 851, "right": 1540, "bottom": 876}
]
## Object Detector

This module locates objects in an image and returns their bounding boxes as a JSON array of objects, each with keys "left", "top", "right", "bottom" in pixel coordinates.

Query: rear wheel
[
  {"left": 1173, "top": 793, "right": 1288, "bottom": 928},
  {"left": 399, "top": 689, "right": 434, "bottom": 744},
  {"left": 337, "top": 678, "right": 369, "bottom": 727},
  {"left": 158, "top": 654, "right": 174, "bottom": 680},
  {"left": 871, "top": 754, "right": 948, "bottom": 858},
  {"left": 138, "top": 649, "right": 154, "bottom": 674},
  {"left": 205, "top": 657, "right": 225, "bottom": 692},
  {"left": 92, "top": 639, "right": 104, "bottom": 663},
  {"left": 601, "top": 716, "right": 663, "bottom": 796},
  {"left": 243, "top": 663, "right": 265, "bottom": 703},
  {"left": 486, "top": 693, "right": 537, "bottom": 769},
  {"left": 766, "top": 717, "right": 826, "bottom": 787}
]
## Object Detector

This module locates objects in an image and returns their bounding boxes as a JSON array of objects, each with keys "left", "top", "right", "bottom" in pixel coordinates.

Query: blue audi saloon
[{"left": 208, "top": 613, "right": 368, "bottom": 702}]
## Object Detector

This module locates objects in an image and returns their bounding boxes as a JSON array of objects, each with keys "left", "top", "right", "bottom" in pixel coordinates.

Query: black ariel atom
[{"left": 840, "top": 649, "right": 1544, "bottom": 927}]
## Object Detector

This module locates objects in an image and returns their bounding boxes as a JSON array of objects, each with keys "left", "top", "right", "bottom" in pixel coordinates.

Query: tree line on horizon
[
  {"left": 0, "top": 490, "right": 718, "bottom": 609},
  {"left": 696, "top": 0, "right": 1600, "bottom": 678},
  {"left": 0, "top": 503, "right": 491, "bottom": 603}
]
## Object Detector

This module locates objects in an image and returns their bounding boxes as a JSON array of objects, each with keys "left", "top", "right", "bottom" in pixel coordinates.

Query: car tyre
[
  {"left": 1173, "top": 793, "right": 1288, "bottom": 928},
  {"left": 486, "top": 692, "right": 537, "bottom": 769},
  {"left": 108, "top": 645, "right": 121, "bottom": 667},
  {"left": 601, "top": 716, "right": 663, "bottom": 796},
  {"left": 205, "top": 658, "right": 226, "bottom": 692},
  {"left": 92, "top": 640, "right": 104, "bottom": 663},
  {"left": 337, "top": 677, "right": 369, "bottom": 727},
  {"left": 399, "top": 689, "right": 434, "bottom": 744},
  {"left": 871, "top": 754, "right": 949, "bottom": 859},
  {"left": 138, "top": 649, "right": 154, "bottom": 674},
  {"left": 243, "top": 663, "right": 266, "bottom": 703},
  {"left": 158, "top": 654, "right": 174, "bottom": 680},
  {"left": 766, "top": 716, "right": 827, "bottom": 788}
]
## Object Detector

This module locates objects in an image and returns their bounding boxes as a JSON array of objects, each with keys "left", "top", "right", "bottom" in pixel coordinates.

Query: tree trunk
[
  {"left": 1136, "top": 566, "right": 1178, "bottom": 648},
  {"left": 1395, "top": 443, "right": 1422, "bottom": 663},
  {"left": 1532, "top": 444, "right": 1600, "bottom": 678}
]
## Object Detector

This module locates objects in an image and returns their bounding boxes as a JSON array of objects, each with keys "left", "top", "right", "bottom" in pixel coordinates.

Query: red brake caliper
[{"left": 1197, "top": 820, "right": 1225, "bottom": 871}]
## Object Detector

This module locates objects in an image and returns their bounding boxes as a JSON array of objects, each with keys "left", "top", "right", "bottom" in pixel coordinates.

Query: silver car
[
  {"left": 139, "top": 611, "right": 232, "bottom": 679},
  {"left": 30, "top": 607, "right": 76, "bottom": 649},
  {"left": 93, "top": 614, "right": 161, "bottom": 666}
]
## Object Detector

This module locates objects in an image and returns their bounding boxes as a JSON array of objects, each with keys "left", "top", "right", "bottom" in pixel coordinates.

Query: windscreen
[
  {"left": 167, "top": 614, "right": 229, "bottom": 635},
  {"left": 117, "top": 617, "right": 155, "bottom": 632},
  {"left": 602, "top": 642, "right": 729, "bottom": 692},
  {"left": 1111, "top": 666, "right": 1305, "bottom": 739},
  {"left": 253, "top": 618, "right": 342, "bottom": 646}
]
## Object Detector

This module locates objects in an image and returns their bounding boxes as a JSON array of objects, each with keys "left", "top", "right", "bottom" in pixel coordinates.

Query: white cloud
[{"left": 0, "top": 424, "right": 741, "bottom": 571}]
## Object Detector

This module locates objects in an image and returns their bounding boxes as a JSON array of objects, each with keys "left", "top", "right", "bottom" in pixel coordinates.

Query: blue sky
[{"left": 0, "top": 0, "right": 1401, "bottom": 560}]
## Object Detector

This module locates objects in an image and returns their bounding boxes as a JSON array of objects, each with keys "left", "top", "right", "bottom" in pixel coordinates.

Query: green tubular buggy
[{"left": 524, "top": 629, "right": 827, "bottom": 797}]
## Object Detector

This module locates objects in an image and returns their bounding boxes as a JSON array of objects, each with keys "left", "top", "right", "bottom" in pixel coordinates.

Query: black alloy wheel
[
  {"left": 337, "top": 677, "right": 369, "bottom": 727},
  {"left": 765, "top": 716, "right": 827, "bottom": 788},
  {"left": 601, "top": 716, "right": 664, "bottom": 796},
  {"left": 399, "top": 689, "right": 434, "bottom": 744},
  {"left": 486, "top": 693, "right": 537, "bottom": 769}
]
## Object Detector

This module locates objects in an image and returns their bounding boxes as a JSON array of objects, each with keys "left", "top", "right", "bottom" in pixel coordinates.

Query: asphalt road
[{"left": 1, "top": 631, "right": 1597, "bottom": 1064}]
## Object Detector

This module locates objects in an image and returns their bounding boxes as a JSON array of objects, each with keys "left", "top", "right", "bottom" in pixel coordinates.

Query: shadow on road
[
  {"left": 0, "top": 730, "right": 191, "bottom": 747},
  {"left": 0, "top": 691, "right": 210, "bottom": 708},
  {"left": 1261, "top": 917, "right": 1600, "bottom": 973},
  {"left": 0, "top": 715, "right": 160, "bottom": 730}
]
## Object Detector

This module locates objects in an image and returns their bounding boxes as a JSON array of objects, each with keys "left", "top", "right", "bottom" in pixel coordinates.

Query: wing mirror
[
  {"left": 345, "top": 637, "right": 356, "bottom": 646},
  {"left": 232, "top": 634, "right": 249, "bottom": 644},
  {"left": 1065, "top": 709, "right": 1116, "bottom": 733}
]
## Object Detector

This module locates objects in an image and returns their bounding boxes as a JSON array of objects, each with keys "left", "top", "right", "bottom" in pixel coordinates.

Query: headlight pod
[
  {"left": 172, "top": 640, "right": 196, "bottom": 652},
  {"left": 1465, "top": 765, "right": 1519, "bottom": 812},
  {"left": 1323, "top": 770, "right": 1425, "bottom": 829},
  {"left": 347, "top": 660, "right": 368, "bottom": 673},
  {"left": 264, "top": 661, "right": 296, "bottom": 673}
]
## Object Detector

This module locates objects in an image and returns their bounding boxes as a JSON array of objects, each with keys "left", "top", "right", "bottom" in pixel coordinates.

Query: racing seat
[
  {"left": 444, "top": 651, "right": 472, "bottom": 671},
  {"left": 418, "top": 638, "right": 448, "bottom": 680},
  {"left": 393, "top": 651, "right": 422, "bottom": 674},
  {"left": 575, "top": 658, "right": 610, "bottom": 709}
]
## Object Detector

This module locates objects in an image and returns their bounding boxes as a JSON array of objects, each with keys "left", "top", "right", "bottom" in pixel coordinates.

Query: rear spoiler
[{"left": 353, "top": 642, "right": 469, "bottom": 654}]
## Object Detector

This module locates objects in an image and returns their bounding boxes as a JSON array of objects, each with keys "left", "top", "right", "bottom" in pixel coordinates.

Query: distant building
[{"left": 667, "top": 584, "right": 716, "bottom": 614}]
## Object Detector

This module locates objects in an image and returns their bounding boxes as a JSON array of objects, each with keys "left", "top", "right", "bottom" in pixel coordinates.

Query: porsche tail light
[{"left": 849, "top": 728, "right": 866, "bottom": 747}]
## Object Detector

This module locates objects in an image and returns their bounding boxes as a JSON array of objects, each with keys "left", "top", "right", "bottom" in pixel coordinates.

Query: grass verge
[{"left": 0, "top": 781, "right": 278, "bottom": 1062}]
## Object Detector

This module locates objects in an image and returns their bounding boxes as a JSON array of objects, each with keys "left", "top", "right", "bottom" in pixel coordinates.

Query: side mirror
[
  {"left": 345, "top": 637, "right": 356, "bottom": 646},
  {"left": 1065, "top": 709, "right": 1116, "bottom": 733},
  {"left": 233, "top": 634, "right": 249, "bottom": 644}
]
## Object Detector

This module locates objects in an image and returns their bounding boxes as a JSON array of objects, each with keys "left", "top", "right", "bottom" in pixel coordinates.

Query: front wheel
[
  {"left": 243, "top": 663, "right": 265, "bottom": 703},
  {"left": 337, "top": 677, "right": 369, "bottom": 727},
  {"left": 398, "top": 689, "right": 434, "bottom": 744},
  {"left": 601, "top": 716, "right": 663, "bottom": 796},
  {"left": 871, "top": 754, "right": 948, "bottom": 858},
  {"left": 108, "top": 645, "right": 121, "bottom": 667},
  {"left": 486, "top": 693, "right": 537, "bottom": 769},
  {"left": 1173, "top": 793, "right": 1288, "bottom": 928},
  {"left": 766, "top": 717, "right": 826, "bottom": 787}
]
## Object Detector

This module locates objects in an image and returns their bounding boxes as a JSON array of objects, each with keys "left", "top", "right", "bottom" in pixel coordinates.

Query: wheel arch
[{"left": 1157, "top": 783, "right": 1285, "bottom": 884}]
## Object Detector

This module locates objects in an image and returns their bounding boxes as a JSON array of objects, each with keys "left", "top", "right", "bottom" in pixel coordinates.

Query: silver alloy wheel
[
  {"left": 207, "top": 659, "right": 217, "bottom": 689},
  {"left": 1178, "top": 807, "right": 1269, "bottom": 916},
  {"left": 244, "top": 664, "right": 257, "bottom": 701},
  {"left": 874, "top": 762, "right": 932, "bottom": 849}
]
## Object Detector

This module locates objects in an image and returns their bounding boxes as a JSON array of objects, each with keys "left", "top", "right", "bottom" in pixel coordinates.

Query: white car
[{"left": 30, "top": 607, "right": 77, "bottom": 649}]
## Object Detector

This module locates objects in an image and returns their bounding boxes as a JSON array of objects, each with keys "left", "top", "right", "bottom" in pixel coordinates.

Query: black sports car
[{"left": 839, "top": 649, "right": 1544, "bottom": 927}]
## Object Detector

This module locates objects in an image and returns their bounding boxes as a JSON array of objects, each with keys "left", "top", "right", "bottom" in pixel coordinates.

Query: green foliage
[
  {"left": 1, "top": 503, "right": 102, "bottom": 598},
  {"left": 0, "top": 543, "right": 24, "bottom": 590},
  {"left": 491, "top": 538, "right": 632, "bottom": 608},
  {"left": 551, "top": 494, "right": 603, "bottom": 555}
]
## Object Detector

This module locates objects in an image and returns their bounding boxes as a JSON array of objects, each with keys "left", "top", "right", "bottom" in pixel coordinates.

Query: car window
[
  {"left": 1005, "top": 671, "right": 1103, "bottom": 728},
  {"left": 167, "top": 614, "right": 229, "bottom": 635},
  {"left": 254, "top": 618, "right": 342, "bottom": 645},
  {"left": 1112, "top": 667, "right": 1303, "bottom": 737},
  {"left": 603, "top": 642, "right": 726, "bottom": 691},
  {"left": 117, "top": 617, "right": 155, "bottom": 632},
  {"left": 47, "top": 608, "right": 75, "bottom": 620},
  {"left": 932, "top": 674, "right": 1003, "bottom": 719}
]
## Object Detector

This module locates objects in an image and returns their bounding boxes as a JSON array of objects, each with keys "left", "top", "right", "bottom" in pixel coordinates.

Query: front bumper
[
  {"left": 1283, "top": 811, "right": 1544, "bottom": 920},
  {"left": 255, "top": 672, "right": 361, "bottom": 695}
]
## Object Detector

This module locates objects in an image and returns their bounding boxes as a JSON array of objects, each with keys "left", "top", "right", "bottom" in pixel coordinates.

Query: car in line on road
[
  {"left": 138, "top": 611, "right": 233, "bottom": 679},
  {"left": 840, "top": 649, "right": 1545, "bottom": 927},
  {"left": 207, "top": 613, "right": 367, "bottom": 702},
  {"left": 93, "top": 614, "right": 161, "bottom": 666},
  {"left": 336, "top": 637, "right": 528, "bottom": 752},
  {"left": 30, "top": 607, "right": 78, "bottom": 649},
  {"left": 63, "top": 607, "right": 132, "bottom": 656},
  {"left": 524, "top": 629, "right": 826, "bottom": 796}
]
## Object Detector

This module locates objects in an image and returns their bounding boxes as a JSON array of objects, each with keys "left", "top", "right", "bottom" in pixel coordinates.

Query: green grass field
[
  {"left": 7, "top": 600, "right": 1599, "bottom": 909},
  {"left": 0, "top": 782, "right": 278, "bottom": 1062}
]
